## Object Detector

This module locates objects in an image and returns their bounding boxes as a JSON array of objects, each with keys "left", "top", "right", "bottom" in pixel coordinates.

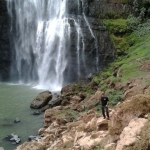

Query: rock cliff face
[
  {"left": 64, "top": 15, "right": 114, "bottom": 82},
  {"left": 0, "top": 0, "right": 11, "bottom": 81},
  {"left": 63, "top": 0, "right": 133, "bottom": 82},
  {"left": 67, "top": 0, "right": 133, "bottom": 18},
  {"left": 0, "top": 0, "right": 133, "bottom": 82}
]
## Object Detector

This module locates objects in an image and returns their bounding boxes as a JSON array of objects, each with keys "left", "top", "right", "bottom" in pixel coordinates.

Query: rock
[
  {"left": 140, "top": 60, "right": 150, "bottom": 71},
  {"left": 70, "top": 95, "right": 82, "bottom": 104},
  {"left": 76, "top": 131, "right": 108, "bottom": 150},
  {"left": 104, "top": 143, "right": 116, "bottom": 150},
  {"left": 116, "top": 118, "right": 148, "bottom": 150},
  {"left": 84, "top": 117, "right": 97, "bottom": 132},
  {"left": 49, "top": 93, "right": 62, "bottom": 108},
  {"left": 73, "top": 104, "right": 85, "bottom": 112},
  {"left": 109, "top": 94, "right": 150, "bottom": 141},
  {"left": 30, "top": 91, "right": 52, "bottom": 109},
  {"left": 40, "top": 105, "right": 50, "bottom": 112},
  {"left": 16, "top": 142, "right": 44, "bottom": 150},
  {"left": 38, "top": 128, "right": 46, "bottom": 135},
  {"left": 85, "top": 91, "right": 103, "bottom": 109},
  {"left": 14, "top": 118, "right": 21, "bottom": 123},
  {"left": 86, "top": 73, "right": 93, "bottom": 81},
  {"left": 124, "top": 84, "right": 145, "bottom": 101},
  {"left": 28, "top": 135, "right": 42, "bottom": 141},
  {"left": 143, "top": 85, "right": 150, "bottom": 96},
  {"left": 33, "top": 110, "right": 42, "bottom": 115},
  {"left": 0, "top": 147, "right": 4, "bottom": 150},
  {"left": 0, "top": 0, "right": 11, "bottom": 81},
  {"left": 61, "top": 98, "right": 70, "bottom": 106},
  {"left": 61, "top": 84, "right": 75, "bottom": 95},
  {"left": 97, "top": 117, "right": 109, "bottom": 131},
  {"left": 4, "top": 133, "right": 21, "bottom": 144}
]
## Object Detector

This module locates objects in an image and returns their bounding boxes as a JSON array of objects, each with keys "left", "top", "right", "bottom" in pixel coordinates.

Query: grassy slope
[
  {"left": 65, "top": 18, "right": 150, "bottom": 114},
  {"left": 92, "top": 18, "right": 150, "bottom": 106}
]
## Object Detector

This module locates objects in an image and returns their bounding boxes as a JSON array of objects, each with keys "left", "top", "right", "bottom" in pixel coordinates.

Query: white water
[
  {"left": 7, "top": 0, "right": 98, "bottom": 91},
  {"left": 7, "top": 0, "right": 69, "bottom": 91},
  {"left": 83, "top": 13, "right": 99, "bottom": 70}
]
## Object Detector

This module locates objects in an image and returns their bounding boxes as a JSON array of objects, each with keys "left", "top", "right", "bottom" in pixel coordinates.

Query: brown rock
[
  {"left": 97, "top": 117, "right": 109, "bottom": 131},
  {"left": 38, "top": 128, "right": 46, "bottom": 135},
  {"left": 104, "top": 143, "right": 116, "bottom": 150},
  {"left": 61, "top": 84, "right": 75, "bottom": 95},
  {"left": 116, "top": 118, "right": 148, "bottom": 150},
  {"left": 30, "top": 91, "right": 52, "bottom": 109},
  {"left": 124, "top": 85, "right": 145, "bottom": 101},
  {"left": 140, "top": 60, "right": 150, "bottom": 71},
  {"left": 84, "top": 117, "right": 97, "bottom": 132},
  {"left": 109, "top": 94, "right": 150, "bottom": 141},
  {"left": 143, "top": 85, "right": 150, "bottom": 95},
  {"left": 16, "top": 142, "right": 44, "bottom": 150}
]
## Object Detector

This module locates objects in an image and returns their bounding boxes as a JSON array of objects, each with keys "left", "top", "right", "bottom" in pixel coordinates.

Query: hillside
[{"left": 15, "top": 1, "right": 150, "bottom": 150}]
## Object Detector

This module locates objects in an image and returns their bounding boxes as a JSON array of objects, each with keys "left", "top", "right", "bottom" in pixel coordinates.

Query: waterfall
[{"left": 7, "top": 0, "right": 99, "bottom": 91}]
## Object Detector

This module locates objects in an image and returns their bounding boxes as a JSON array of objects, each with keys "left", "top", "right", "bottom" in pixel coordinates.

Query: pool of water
[{"left": 0, "top": 83, "right": 47, "bottom": 150}]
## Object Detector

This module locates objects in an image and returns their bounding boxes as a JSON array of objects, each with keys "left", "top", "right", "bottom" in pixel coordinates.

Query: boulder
[
  {"left": 33, "top": 110, "right": 42, "bottom": 115},
  {"left": 28, "top": 135, "right": 42, "bottom": 141},
  {"left": 124, "top": 85, "right": 145, "bottom": 101},
  {"left": 97, "top": 117, "right": 109, "bottom": 131},
  {"left": 61, "top": 84, "right": 75, "bottom": 95},
  {"left": 4, "top": 133, "right": 21, "bottom": 144},
  {"left": 14, "top": 118, "right": 21, "bottom": 123},
  {"left": 30, "top": 91, "right": 52, "bottom": 109},
  {"left": 104, "top": 143, "right": 116, "bottom": 150},
  {"left": 49, "top": 93, "right": 62, "bottom": 108},
  {"left": 76, "top": 131, "right": 108, "bottom": 150},
  {"left": 116, "top": 118, "right": 148, "bottom": 150},
  {"left": 16, "top": 142, "right": 44, "bottom": 150},
  {"left": 109, "top": 94, "right": 150, "bottom": 141}
]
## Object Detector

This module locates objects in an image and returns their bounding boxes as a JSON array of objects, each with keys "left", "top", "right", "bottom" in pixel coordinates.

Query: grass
[
  {"left": 58, "top": 108, "right": 80, "bottom": 121},
  {"left": 144, "top": 79, "right": 150, "bottom": 84},
  {"left": 100, "top": 18, "right": 150, "bottom": 83},
  {"left": 104, "top": 19, "right": 129, "bottom": 58},
  {"left": 104, "top": 19, "right": 128, "bottom": 34},
  {"left": 107, "top": 89, "right": 124, "bottom": 106},
  {"left": 119, "top": 62, "right": 144, "bottom": 82}
]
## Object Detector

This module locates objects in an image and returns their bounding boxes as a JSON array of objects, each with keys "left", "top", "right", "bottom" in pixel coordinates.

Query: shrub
[
  {"left": 126, "top": 14, "right": 141, "bottom": 31},
  {"left": 93, "top": 76, "right": 101, "bottom": 84},
  {"left": 107, "top": 90, "right": 124, "bottom": 106}
]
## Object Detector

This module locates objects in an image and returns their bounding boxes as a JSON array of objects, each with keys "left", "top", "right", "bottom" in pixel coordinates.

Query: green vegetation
[
  {"left": 104, "top": 19, "right": 129, "bottom": 57},
  {"left": 62, "top": 0, "right": 150, "bottom": 116},
  {"left": 107, "top": 89, "right": 124, "bottom": 106},
  {"left": 58, "top": 108, "right": 80, "bottom": 121},
  {"left": 63, "top": 141, "right": 74, "bottom": 149},
  {"left": 90, "top": 2, "right": 150, "bottom": 106},
  {"left": 93, "top": 76, "right": 101, "bottom": 84},
  {"left": 92, "top": 144, "right": 102, "bottom": 150}
]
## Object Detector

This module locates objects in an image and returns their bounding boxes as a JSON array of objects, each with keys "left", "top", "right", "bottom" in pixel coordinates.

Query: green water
[{"left": 0, "top": 83, "right": 45, "bottom": 150}]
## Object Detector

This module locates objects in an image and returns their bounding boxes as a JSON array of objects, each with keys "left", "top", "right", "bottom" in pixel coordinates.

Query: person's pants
[{"left": 102, "top": 106, "right": 109, "bottom": 119}]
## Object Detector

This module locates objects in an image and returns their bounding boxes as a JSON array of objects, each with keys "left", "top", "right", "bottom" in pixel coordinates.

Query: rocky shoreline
[{"left": 14, "top": 80, "right": 150, "bottom": 150}]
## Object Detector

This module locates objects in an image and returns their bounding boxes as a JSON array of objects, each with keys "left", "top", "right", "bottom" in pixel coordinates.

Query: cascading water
[{"left": 7, "top": 0, "right": 99, "bottom": 91}]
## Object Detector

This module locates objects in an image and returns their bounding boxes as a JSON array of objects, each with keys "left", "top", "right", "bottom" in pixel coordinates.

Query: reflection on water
[{"left": 0, "top": 83, "right": 45, "bottom": 150}]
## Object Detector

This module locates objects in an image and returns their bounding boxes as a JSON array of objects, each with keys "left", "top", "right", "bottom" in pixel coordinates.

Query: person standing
[{"left": 100, "top": 93, "right": 109, "bottom": 120}]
